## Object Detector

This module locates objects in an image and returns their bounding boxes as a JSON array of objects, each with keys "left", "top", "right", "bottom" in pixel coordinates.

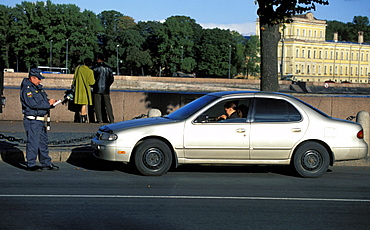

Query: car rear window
[{"left": 253, "top": 98, "right": 302, "bottom": 122}]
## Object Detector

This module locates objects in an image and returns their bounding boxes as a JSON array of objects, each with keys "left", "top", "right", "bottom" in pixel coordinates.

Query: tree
[
  {"left": 255, "top": 0, "right": 329, "bottom": 92},
  {"left": 244, "top": 35, "right": 260, "bottom": 78},
  {"left": 137, "top": 20, "right": 165, "bottom": 76},
  {"left": 0, "top": 5, "right": 14, "bottom": 69},
  {"left": 326, "top": 16, "right": 370, "bottom": 43},
  {"left": 197, "top": 28, "right": 234, "bottom": 77},
  {"left": 159, "top": 16, "right": 202, "bottom": 76}
]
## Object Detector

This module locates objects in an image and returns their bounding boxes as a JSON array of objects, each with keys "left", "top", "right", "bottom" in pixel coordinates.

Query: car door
[
  {"left": 249, "top": 97, "right": 309, "bottom": 160},
  {"left": 183, "top": 99, "right": 251, "bottom": 160}
]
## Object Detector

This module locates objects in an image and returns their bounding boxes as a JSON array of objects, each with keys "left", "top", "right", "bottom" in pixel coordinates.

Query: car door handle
[
  {"left": 236, "top": 128, "right": 245, "bottom": 133},
  {"left": 291, "top": 128, "right": 301, "bottom": 132}
]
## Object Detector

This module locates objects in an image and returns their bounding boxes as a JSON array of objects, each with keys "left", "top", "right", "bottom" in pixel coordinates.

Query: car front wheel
[
  {"left": 134, "top": 139, "right": 173, "bottom": 176},
  {"left": 293, "top": 142, "right": 330, "bottom": 178}
]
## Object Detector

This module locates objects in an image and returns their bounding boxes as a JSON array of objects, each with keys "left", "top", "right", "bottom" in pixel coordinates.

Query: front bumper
[{"left": 91, "top": 138, "right": 131, "bottom": 162}]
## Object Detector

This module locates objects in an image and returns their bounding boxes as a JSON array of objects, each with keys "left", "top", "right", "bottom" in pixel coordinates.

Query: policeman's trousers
[{"left": 23, "top": 118, "right": 51, "bottom": 167}]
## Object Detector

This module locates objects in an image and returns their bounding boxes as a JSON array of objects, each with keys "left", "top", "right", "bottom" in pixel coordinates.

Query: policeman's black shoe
[
  {"left": 42, "top": 164, "right": 59, "bottom": 171},
  {"left": 27, "top": 166, "right": 42, "bottom": 172}
]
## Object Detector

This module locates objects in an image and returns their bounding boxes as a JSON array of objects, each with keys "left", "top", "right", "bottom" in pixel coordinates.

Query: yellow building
[{"left": 258, "top": 12, "right": 370, "bottom": 83}]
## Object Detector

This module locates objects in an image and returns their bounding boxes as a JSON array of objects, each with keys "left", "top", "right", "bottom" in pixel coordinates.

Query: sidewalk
[
  {"left": 0, "top": 120, "right": 369, "bottom": 166},
  {"left": 0, "top": 120, "right": 102, "bottom": 162}
]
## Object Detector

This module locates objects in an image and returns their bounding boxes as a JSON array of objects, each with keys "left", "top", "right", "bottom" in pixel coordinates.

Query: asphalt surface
[{"left": 0, "top": 162, "right": 369, "bottom": 230}]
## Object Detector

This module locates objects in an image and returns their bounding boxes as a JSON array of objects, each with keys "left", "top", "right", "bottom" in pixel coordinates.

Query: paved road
[{"left": 0, "top": 161, "right": 369, "bottom": 230}]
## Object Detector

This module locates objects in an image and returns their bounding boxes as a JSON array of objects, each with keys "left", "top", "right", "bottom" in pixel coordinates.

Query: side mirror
[{"left": 194, "top": 114, "right": 209, "bottom": 123}]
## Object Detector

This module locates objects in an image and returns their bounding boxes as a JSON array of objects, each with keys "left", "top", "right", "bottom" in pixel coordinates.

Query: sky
[{"left": 2, "top": 0, "right": 370, "bottom": 35}]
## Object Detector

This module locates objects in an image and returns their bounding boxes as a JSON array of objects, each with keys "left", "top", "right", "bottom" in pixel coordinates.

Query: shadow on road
[
  {"left": 173, "top": 164, "right": 298, "bottom": 177},
  {"left": 67, "top": 148, "right": 305, "bottom": 177},
  {"left": 66, "top": 147, "right": 137, "bottom": 174},
  {"left": 0, "top": 141, "right": 28, "bottom": 170}
]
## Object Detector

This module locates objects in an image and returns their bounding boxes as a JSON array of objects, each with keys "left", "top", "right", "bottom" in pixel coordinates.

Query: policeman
[{"left": 20, "top": 68, "right": 59, "bottom": 171}]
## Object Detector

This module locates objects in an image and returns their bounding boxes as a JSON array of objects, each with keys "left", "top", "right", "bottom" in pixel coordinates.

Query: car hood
[{"left": 99, "top": 117, "right": 179, "bottom": 133}]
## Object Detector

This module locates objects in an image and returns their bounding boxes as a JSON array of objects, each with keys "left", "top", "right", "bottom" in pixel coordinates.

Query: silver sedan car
[{"left": 91, "top": 91, "right": 368, "bottom": 177}]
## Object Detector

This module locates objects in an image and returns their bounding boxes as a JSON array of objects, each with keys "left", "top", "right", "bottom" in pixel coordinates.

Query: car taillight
[{"left": 357, "top": 130, "right": 364, "bottom": 139}]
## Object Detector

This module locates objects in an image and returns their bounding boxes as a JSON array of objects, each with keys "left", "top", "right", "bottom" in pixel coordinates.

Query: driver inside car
[{"left": 216, "top": 101, "right": 242, "bottom": 121}]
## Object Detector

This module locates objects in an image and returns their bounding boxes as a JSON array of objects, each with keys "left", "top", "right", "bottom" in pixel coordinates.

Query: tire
[
  {"left": 134, "top": 139, "right": 173, "bottom": 176},
  {"left": 293, "top": 142, "right": 329, "bottom": 178}
]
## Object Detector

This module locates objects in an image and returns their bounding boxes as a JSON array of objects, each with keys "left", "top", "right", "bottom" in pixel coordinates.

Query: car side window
[
  {"left": 253, "top": 98, "right": 301, "bottom": 122},
  {"left": 194, "top": 99, "right": 250, "bottom": 123}
]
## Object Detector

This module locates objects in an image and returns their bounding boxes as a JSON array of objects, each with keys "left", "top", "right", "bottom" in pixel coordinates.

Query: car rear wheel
[
  {"left": 293, "top": 142, "right": 329, "bottom": 178},
  {"left": 134, "top": 139, "right": 173, "bottom": 176}
]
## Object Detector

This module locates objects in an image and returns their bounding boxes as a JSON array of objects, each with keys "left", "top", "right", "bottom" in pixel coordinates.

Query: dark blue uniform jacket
[{"left": 20, "top": 78, "right": 51, "bottom": 117}]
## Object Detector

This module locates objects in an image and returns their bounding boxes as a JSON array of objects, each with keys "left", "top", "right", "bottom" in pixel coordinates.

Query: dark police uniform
[{"left": 20, "top": 68, "right": 57, "bottom": 170}]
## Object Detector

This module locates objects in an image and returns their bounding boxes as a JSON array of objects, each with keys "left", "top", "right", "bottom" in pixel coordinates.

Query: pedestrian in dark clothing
[
  {"left": 92, "top": 54, "right": 114, "bottom": 123},
  {"left": 20, "top": 68, "right": 59, "bottom": 171}
]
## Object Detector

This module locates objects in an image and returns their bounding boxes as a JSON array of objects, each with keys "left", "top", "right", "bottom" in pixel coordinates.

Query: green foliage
[
  {"left": 326, "top": 16, "right": 370, "bottom": 43},
  {"left": 0, "top": 1, "right": 257, "bottom": 79},
  {"left": 244, "top": 35, "right": 260, "bottom": 77}
]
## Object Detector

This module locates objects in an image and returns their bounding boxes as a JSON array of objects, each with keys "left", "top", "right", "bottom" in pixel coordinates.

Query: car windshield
[{"left": 166, "top": 95, "right": 219, "bottom": 120}]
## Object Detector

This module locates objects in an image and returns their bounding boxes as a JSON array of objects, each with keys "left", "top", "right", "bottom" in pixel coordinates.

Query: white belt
[{"left": 26, "top": 116, "right": 45, "bottom": 121}]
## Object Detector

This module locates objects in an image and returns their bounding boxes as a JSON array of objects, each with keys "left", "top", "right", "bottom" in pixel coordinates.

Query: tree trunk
[{"left": 259, "top": 23, "right": 280, "bottom": 92}]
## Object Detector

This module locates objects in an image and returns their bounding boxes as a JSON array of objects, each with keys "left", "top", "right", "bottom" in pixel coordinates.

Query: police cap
[{"left": 29, "top": 68, "right": 45, "bottom": 79}]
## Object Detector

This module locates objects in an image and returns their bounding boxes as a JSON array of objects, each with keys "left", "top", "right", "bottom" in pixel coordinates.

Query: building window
[
  {"left": 341, "top": 52, "right": 344, "bottom": 60},
  {"left": 319, "top": 51, "right": 322, "bottom": 59},
  {"left": 301, "top": 65, "right": 304, "bottom": 74},
  {"left": 313, "top": 50, "right": 316, "bottom": 59},
  {"left": 325, "top": 51, "right": 328, "bottom": 59},
  {"left": 318, "top": 66, "right": 321, "bottom": 74},
  {"left": 302, "top": 50, "right": 305, "bottom": 58},
  {"left": 324, "top": 66, "right": 327, "bottom": 75},
  {"left": 346, "top": 52, "right": 349, "bottom": 60},
  {"left": 308, "top": 50, "right": 311, "bottom": 58},
  {"left": 330, "top": 66, "right": 333, "bottom": 75}
]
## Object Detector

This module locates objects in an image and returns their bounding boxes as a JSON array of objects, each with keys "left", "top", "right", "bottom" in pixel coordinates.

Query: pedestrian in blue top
[{"left": 20, "top": 68, "right": 59, "bottom": 171}]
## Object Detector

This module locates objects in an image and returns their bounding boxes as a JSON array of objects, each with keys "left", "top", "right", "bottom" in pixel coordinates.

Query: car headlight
[{"left": 100, "top": 132, "right": 118, "bottom": 141}]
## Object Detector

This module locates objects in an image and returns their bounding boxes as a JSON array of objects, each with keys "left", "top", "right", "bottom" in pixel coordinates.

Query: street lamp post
[
  {"left": 228, "top": 45, "right": 231, "bottom": 79},
  {"left": 50, "top": 40, "right": 53, "bottom": 71},
  {"left": 181, "top": 46, "right": 183, "bottom": 63},
  {"left": 66, "top": 39, "right": 69, "bottom": 74},
  {"left": 116, "top": 45, "right": 120, "bottom": 76},
  {"left": 280, "top": 24, "right": 286, "bottom": 80}
]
